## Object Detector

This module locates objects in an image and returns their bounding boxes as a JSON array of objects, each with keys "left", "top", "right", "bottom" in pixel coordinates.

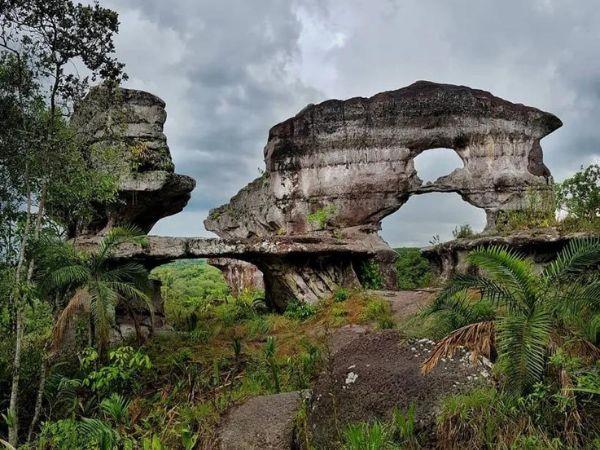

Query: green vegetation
[
  {"left": 307, "top": 205, "right": 337, "bottom": 230},
  {"left": 556, "top": 164, "right": 600, "bottom": 232},
  {"left": 150, "top": 259, "right": 231, "bottom": 329},
  {"left": 357, "top": 259, "right": 384, "bottom": 289},
  {"left": 452, "top": 223, "right": 475, "bottom": 239},
  {"left": 341, "top": 405, "right": 419, "bottom": 449},
  {"left": 394, "top": 248, "right": 432, "bottom": 289}
]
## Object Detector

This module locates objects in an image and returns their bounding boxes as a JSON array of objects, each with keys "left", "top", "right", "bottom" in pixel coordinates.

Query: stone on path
[{"left": 218, "top": 391, "right": 305, "bottom": 450}]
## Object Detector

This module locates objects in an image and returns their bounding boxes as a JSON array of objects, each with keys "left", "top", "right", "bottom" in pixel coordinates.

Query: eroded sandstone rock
[
  {"left": 208, "top": 258, "right": 264, "bottom": 296},
  {"left": 206, "top": 81, "right": 561, "bottom": 238},
  {"left": 71, "top": 85, "right": 195, "bottom": 236},
  {"left": 205, "top": 81, "right": 561, "bottom": 305}
]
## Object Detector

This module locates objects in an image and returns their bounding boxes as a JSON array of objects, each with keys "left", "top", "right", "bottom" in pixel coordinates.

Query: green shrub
[
  {"left": 360, "top": 297, "right": 395, "bottom": 329},
  {"left": 342, "top": 421, "right": 392, "bottom": 450},
  {"left": 357, "top": 260, "right": 384, "bottom": 290},
  {"left": 394, "top": 248, "right": 432, "bottom": 289},
  {"left": 307, "top": 205, "right": 337, "bottom": 229},
  {"left": 284, "top": 299, "right": 316, "bottom": 320},
  {"left": 334, "top": 287, "right": 350, "bottom": 302},
  {"left": 452, "top": 224, "right": 475, "bottom": 239}
]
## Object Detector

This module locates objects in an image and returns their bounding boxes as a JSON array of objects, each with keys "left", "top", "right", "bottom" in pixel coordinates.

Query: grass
[{"left": 122, "top": 290, "right": 396, "bottom": 447}]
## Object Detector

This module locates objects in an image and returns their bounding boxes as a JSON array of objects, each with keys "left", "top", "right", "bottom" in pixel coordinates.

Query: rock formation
[
  {"left": 205, "top": 81, "right": 561, "bottom": 238},
  {"left": 423, "top": 230, "right": 596, "bottom": 281},
  {"left": 205, "top": 81, "right": 561, "bottom": 306},
  {"left": 71, "top": 85, "right": 195, "bottom": 237},
  {"left": 208, "top": 258, "right": 264, "bottom": 296},
  {"left": 79, "top": 81, "right": 563, "bottom": 309}
]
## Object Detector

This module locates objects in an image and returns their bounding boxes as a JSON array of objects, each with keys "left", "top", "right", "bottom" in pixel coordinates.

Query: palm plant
[
  {"left": 39, "top": 226, "right": 150, "bottom": 357},
  {"left": 421, "top": 238, "right": 600, "bottom": 395}
]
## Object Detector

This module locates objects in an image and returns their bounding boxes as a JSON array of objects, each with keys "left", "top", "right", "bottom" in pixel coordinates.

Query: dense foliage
[{"left": 394, "top": 248, "right": 432, "bottom": 289}]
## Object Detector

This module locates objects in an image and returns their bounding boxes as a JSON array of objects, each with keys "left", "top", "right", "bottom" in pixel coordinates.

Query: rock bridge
[{"left": 73, "top": 81, "right": 561, "bottom": 308}]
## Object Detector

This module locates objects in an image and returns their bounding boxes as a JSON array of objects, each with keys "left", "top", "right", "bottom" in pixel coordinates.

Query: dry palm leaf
[
  {"left": 50, "top": 288, "right": 91, "bottom": 355},
  {"left": 421, "top": 321, "right": 495, "bottom": 374}
]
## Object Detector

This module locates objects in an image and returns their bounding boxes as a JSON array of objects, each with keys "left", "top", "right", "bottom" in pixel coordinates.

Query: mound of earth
[{"left": 308, "top": 330, "right": 490, "bottom": 448}]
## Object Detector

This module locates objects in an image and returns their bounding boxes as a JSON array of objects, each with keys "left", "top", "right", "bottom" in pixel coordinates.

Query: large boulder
[
  {"left": 218, "top": 391, "right": 306, "bottom": 450},
  {"left": 70, "top": 85, "right": 195, "bottom": 237}
]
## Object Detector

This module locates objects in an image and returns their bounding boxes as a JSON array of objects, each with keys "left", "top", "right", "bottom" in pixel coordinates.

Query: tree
[
  {"left": 421, "top": 239, "right": 600, "bottom": 395},
  {"left": 39, "top": 227, "right": 150, "bottom": 358},
  {"left": 0, "top": 0, "right": 126, "bottom": 444},
  {"left": 556, "top": 164, "right": 600, "bottom": 224}
]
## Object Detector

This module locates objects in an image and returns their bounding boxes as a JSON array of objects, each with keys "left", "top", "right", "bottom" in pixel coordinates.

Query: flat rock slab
[{"left": 218, "top": 391, "right": 304, "bottom": 450}]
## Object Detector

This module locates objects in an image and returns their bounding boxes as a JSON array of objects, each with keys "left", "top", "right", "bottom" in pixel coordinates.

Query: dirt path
[{"left": 372, "top": 289, "right": 438, "bottom": 320}]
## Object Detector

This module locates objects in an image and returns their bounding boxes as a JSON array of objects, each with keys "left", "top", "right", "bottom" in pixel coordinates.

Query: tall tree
[{"left": 0, "top": 0, "right": 126, "bottom": 445}]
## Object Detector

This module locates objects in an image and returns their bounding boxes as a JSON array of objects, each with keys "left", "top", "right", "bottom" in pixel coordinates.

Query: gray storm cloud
[{"left": 104, "top": 0, "right": 600, "bottom": 246}]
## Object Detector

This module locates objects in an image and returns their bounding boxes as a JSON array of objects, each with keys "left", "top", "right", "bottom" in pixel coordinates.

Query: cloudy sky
[{"left": 102, "top": 0, "right": 600, "bottom": 247}]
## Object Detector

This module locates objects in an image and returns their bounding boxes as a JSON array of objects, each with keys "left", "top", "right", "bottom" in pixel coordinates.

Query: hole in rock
[
  {"left": 380, "top": 192, "right": 487, "bottom": 248},
  {"left": 413, "top": 148, "right": 463, "bottom": 184}
]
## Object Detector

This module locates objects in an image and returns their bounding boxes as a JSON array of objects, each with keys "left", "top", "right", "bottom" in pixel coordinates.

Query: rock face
[
  {"left": 218, "top": 391, "right": 305, "bottom": 450},
  {"left": 423, "top": 230, "right": 597, "bottom": 281},
  {"left": 208, "top": 258, "right": 264, "bottom": 296},
  {"left": 71, "top": 85, "right": 195, "bottom": 236},
  {"left": 205, "top": 81, "right": 561, "bottom": 306},
  {"left": 206, "top": 81, "right": 561, "bottom": 239}
]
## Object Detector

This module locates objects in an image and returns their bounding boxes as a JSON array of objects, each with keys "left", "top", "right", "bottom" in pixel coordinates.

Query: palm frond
[
  {"left": 428, "top": 273, "right": 520, "bottom": 313},
  {"left": 96, "top": 225, "right": 147, "bottom": 260},
  {"left": 543, "top": 237, "right": 600, "bottom": 282},
  {"left": 101, "top": 262, "right": 148, "bottom": 283},
  {"left": 497, "top": 304, "right": 551, "bottom": 394},
  {"left": 44, "top": 264, "right": 90, "bottom": 291},
  {"left": 90, "top": 283, "right": 118, "bottom": 355},
  {"left": 421, "top": 321, "right": 496, "bottom": 374},
  {"left": 468, "top": 246, "right": 539, "bottom": 309},
  {"left": 50, "top": 288, "right": 91, "bottom": 355},
  {"left": 77, "top": 418, "right": 119, "bottom": 449}
]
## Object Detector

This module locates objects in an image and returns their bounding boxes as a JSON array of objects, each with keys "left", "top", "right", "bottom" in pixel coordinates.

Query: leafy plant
[
  {"left": 334, "top": 288, "right": 350, "bottom": 302},
  {"left": 284, "top": 298, "right": 316, "bottom": 320},
  {"left": 422, "top": 238, "right": 600, "bottom": 395},
  {"left": 556, "top": 164, "right": 600, "bottom": 222},
  {"left": 342, "top": 421, "right": 392, "bottom": 450},
  {"left": 452, "top": 224, "right": 474, "bottom": 239},
  {"left": 40, "top": 226, "right": 150, "bottom": 356},
  {"left": 264, "top": 336, "right": 281, "bottom": 393},
  {"left": 357, "top": 260, "right": 384, "bottom": 290},
  {"left": 307, "top": 205, "right": 336, "bottom": 230},
  {"left": 394, "top": 248, "right": 432, "bottom": 289},
  {"left": 99, "top": 393, "right": 130, "bottom": 426}
]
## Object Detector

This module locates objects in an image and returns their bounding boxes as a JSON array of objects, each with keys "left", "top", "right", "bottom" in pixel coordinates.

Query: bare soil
[{"left": 308, "top": 328, "right": 488, "bottom": 448}]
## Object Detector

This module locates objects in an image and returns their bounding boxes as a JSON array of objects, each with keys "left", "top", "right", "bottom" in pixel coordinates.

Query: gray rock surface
[
  {"left": 218, "top": 391, "right": 305, "bottom": 450},
  {"left": 203, "top": 81, "right": 562, "bottom": 306},
  {"left": 71, "top": 85, "right": 195, "bottom": 236},
  {"left": 423, "top": 229, "right": 597, "bottom": 280},
  {"left": 208, "top": 258, "right": 264, "bottom": 296},
  {"left": 206, "top": 80, "right": 561, "bottom": 239}
]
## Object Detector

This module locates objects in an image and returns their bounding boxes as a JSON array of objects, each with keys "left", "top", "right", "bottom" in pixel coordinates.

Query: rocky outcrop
[
  {"left": 205, "top": 81, "right": 561, "bottom": 305},
  {"left": 206, "top": 81, "right": 561, "bottom": 239},
  {"left": 423, "top": 229, "right": 597, "bottom": 280},
  {"left": 208, "top": 258, "right": 264, "bottom": 296},
  {"left": 71, "top": 85, "right": 195, "bottom": 236},
  {"left": 218, "top": 391, "right": 307, "bottom": 450}
]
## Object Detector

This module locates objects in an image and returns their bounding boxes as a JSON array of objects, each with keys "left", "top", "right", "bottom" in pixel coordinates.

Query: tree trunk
[
  {"left": 8, "top": 186, "right": 32, "bottom": 447},
  {"left": 25, "top": 357, "right": 47, "bottom": 444}
]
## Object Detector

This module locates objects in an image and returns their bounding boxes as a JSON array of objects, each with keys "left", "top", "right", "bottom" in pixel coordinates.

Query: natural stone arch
[
  {"left": 72, "top": 81, "right": 562, "bottom": 309},
  {"left": 205, "top": 81, "right": 561, "bottom": 305}
]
